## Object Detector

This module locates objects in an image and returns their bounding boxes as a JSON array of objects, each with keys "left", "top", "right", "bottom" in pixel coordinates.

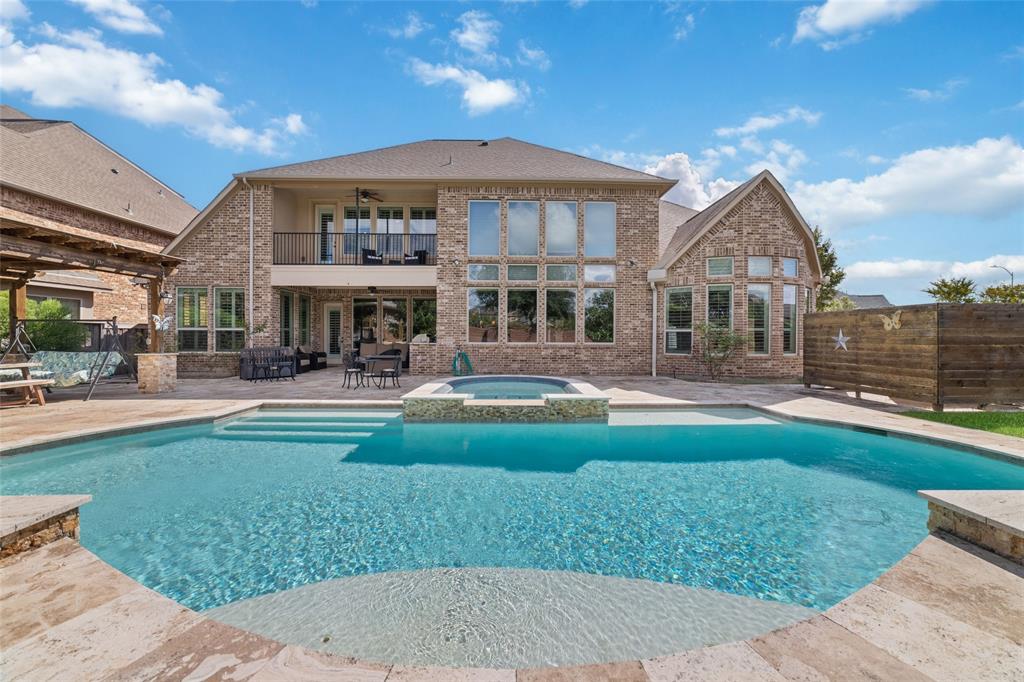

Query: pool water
[
  {"left": 3, "top": 408, "right": 1021, "bottom": 619},
  {"left": 446, "top": 376, "right": 572, "bottom": 399}
]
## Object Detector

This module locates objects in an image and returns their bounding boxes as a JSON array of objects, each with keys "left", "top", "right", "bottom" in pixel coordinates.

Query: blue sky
[{"left": 2, "top": 0, "right": 1022, "bottom": 302}]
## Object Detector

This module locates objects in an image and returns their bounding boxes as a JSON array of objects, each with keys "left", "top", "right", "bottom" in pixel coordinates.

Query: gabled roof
[
  {"left": 838, "top": 292, "right": 893, "bottom": 309},
  {"left": 0, "top": 106, "right": 197, "bottom": 235},
  {"left": 238, "top": 137, "right": 676, "bottom": 187},
  {"left": 658, "top": 199, "right": 698, "bottom": 256},
  {"left": 653, "top": 170, "right": 822, "bottom": 279}
]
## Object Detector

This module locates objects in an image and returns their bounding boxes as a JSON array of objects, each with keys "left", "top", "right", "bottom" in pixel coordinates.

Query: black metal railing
[{"left": 273, "top": 233, "right": 437, "bottom": 266}]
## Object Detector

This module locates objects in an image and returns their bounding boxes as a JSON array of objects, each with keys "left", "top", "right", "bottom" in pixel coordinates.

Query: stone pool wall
[
  {"left": 404, "top": 396, "right": 609, "bottom": 423},
  {"left": 0, "top": 509, "right": 81, "bottom": 560}
]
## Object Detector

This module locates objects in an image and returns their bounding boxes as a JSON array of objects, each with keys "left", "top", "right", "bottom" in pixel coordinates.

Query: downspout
[
  {"left": 650, "top": 281, "right": 658, "bottom": 377},
  {"left": 241, "top": 177, "right": 254, "bottom": 348}
]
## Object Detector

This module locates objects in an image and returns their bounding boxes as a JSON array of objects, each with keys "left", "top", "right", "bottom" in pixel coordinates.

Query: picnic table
[{"left": 0, "top": 362, "right": 55, "bottom": 407}]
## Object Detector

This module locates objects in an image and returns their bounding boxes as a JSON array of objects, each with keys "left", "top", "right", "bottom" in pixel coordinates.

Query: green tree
[
  {"left": 812, "top": 226, "right": 845, "bottom": 311},
  {"left": 695, "top": 322, "right": 746, "bottom": 381},
  {"left": 924, "top": 277, "right": 976, "bottom": 303},
  {"left": 0, "top": 293, "right": 90, "bottom": 351},
  {"left": 980, "top": 283, "right": 1024, "bottom": 304},
  {"left": 823, "top": 295, "right": 857, "bottom": 311}
]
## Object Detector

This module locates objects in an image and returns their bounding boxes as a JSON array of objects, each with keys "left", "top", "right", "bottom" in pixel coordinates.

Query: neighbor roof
[
  {"left": 658, "top": 199, "right": 699, "bottom": 256},
  {"left": 238, "top": 137, "right": 676, "bottom": 187},
  {"left": 838, "top": 292, "right": 893, "bottom": 309},
  {"left": 0, "top": 107, "right": 197, "bottom": 235}
]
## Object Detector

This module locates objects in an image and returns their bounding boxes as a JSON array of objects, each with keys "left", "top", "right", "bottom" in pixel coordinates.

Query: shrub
[{"left": 696, "top": 322, "right": 747, "bottom": 381}]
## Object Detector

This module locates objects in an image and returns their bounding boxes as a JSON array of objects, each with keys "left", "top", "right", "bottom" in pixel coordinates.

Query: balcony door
[
  {"left": 315, "top": 205, "right": 335, "bottom": 264},
  {"left": 323, "top": 303, "right": 343, "bottom": 361}
]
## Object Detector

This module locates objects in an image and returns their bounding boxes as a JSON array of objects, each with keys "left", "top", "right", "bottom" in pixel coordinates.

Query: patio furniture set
[
  {"left": 343, "top": 350, "right": 403, "bottom": 389},
  {"left": 238, "top": 346, "right": 402, "bottom": 389}
]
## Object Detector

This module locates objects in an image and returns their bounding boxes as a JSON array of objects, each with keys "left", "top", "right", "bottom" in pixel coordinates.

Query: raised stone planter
[
  {"left": 137, "top": 353, "right": 177, "bottom": 394},
  {"left": 919, "top": 490, "right": 1024, "bottom": 563},
  {"left": 0, "top": 495, "right": 91, "bottom": 559}
]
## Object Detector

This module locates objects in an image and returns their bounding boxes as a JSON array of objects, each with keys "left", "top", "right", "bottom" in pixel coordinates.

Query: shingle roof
[
  {"left": 238, "top": 137, "right": 675, "bottom": 186},
  {"left": 0, "top": 108, "right": 197, "bottom": 235},
  {"left": 838, "top": 292, "right": 893, "bottom": 309},
  {"left": 658, "top": 199, "right": 698, "bottom": 256}
]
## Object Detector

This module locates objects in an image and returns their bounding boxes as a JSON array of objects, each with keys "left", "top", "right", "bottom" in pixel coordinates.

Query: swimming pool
[{"left": 3, "top": 408, "right": 1022, "bottom": 666}]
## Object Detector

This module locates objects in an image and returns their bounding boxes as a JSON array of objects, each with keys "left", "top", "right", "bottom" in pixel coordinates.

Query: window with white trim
[
  {"left": 279, "top": 291, "right": 293, "bottom": 347},
  {"left": 707, "top": 257, "right": 733, "bottom": 277},
  {"left": 782, "top": 257, "right": 798, "bottom": 277},
  {"left": 665, "top": 287, "right": 692, "bottom": 354},
  {"left": 216, "top": 288, "right": 245, "bottom": 352},
  {"left": 747, "top": 283, "right": 770, "bottom": 354},
  {"left": 176, "top": 287, "right": 207, "bottom": 352},
  {"left": 748, "top": 256, "right": 771, "bottom": 277},
  {"left": 298, "top": 295, "right": 310, "bottom": 346},
  {"left": 783, "top": 284, "right": 798, "bottom": 354},
  {"left": 707, "top": 284, "right": 733, "bottom": 328}
]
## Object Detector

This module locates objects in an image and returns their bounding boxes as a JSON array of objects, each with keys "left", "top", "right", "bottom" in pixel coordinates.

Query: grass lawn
[{"left": 903, "top": 411, "right": 1024, "bottom": 438}]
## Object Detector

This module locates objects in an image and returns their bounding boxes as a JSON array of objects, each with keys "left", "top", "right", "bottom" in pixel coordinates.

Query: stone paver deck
[{"left": 2, "top": 532, "right": 1020, "bottom": 680}]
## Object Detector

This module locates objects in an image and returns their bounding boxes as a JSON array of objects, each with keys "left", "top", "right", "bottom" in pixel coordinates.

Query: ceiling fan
[{"left": 345, "top": 187, "right": 383, "bottom": 204}]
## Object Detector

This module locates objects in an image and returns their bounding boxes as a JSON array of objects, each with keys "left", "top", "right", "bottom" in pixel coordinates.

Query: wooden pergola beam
[{"left": 0, "top": 233, "right": 165, "bottom": 278}]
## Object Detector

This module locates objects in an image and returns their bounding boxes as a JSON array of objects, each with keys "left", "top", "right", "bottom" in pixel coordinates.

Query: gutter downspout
[
  {"left": 241, "top": 177, "right": 254, "bottom": 348},
  {"left": 650, "top": 281, "right": 657, "bottom": 377}
]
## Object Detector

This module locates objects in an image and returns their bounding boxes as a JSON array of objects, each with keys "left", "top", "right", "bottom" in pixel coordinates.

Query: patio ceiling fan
[{"left": 347, "top": 187, "right": 383, "bottom": 204}]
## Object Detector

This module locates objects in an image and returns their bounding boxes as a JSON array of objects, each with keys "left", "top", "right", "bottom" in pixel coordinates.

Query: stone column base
[{"left": 137, "top": 353, "right": 178, "bottom": 394}]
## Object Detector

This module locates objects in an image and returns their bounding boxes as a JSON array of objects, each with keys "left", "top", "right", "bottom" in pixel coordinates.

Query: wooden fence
[{"left": 803, "top": 304, "right": 1023, "bottom": 410}]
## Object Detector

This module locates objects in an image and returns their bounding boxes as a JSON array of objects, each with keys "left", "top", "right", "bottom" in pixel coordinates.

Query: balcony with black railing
[{"left": 273, "top": 233, "right": 437, "bottom": 266}]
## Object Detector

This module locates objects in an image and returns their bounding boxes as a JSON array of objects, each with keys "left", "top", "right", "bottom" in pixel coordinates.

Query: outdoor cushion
[{"left": 6, "top": 351, "right": 124, "bottom": 388}]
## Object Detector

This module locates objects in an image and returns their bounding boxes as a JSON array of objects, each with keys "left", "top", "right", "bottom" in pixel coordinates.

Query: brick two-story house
[{"left": 164, "top": 138, "right": 820, "bottom": 378}]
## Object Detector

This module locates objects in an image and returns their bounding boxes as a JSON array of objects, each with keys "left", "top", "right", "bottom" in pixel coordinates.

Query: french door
[{"left": 323, "top": 303, "right": 343, "bottom": 361}]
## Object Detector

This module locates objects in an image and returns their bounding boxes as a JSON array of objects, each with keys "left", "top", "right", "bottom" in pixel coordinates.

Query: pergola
[{"left": 0, "top": 206, "right": 182, "bottom": 351}]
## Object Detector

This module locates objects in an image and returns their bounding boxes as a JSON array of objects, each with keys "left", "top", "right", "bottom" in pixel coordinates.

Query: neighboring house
[
  {"left": 164, "top": 138, "right": 821, "bottom": 377},
  {"left": 837, "top": 291, "right": 893, "bottom": 309},
  {"left": 0, "top": 105, "right": 197, "bottom": 327}
]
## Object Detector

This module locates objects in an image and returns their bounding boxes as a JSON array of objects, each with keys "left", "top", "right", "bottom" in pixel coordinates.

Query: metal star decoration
[{"left": 832, "top": 328, "right": 851, "bottom": 351}]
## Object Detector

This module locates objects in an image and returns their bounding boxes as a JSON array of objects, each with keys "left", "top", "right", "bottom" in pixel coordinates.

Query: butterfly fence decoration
[
  {"left": 152, "top": 314, "right": 174, "bottom": 331},
  {"left": 878, "top": 310, "right": 902, "bottom": 331}
]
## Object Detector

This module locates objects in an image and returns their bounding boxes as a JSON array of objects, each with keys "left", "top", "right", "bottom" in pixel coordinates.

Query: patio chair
[
  {"left": 342, "top": 350, "right": 364, "bottom": 389},
  {"left": 364, "top": 355, "right": 401, "bottom": 389},
  {"left": 361, "top": 248, "right": 383, "bottom": 265}
]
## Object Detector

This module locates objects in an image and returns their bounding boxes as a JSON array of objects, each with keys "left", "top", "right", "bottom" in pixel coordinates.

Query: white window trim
[
  {"left": 782, "top": 257, "right": 799, "bottom": 278},
  {"left": 583, "top": 287, "right": 615, "bottom": 345},
  {"left": 665, "top": 286, "right": 693, "bottom": 355},
  {"left": 707, "top": 256, "right": 734, "bottom": 277},
  {"left": 747, "top": 283, "right": 771, "bottom": 356},
  {"left": 214, "top": 287, "right": 245, "bottom": 354},
  {"left": 747, "top": 256, "right": 772, "bottom": 278},
  {"left": 544, "top": 200, "right": 579, "bottom": 258},
  {"left": 467, "top": 287, "right": 500, "bottom": 344},
  {"left": 583, "top": 201, "right": 616, "bottom": 259},
  {"left": 506, "top": 288, "right": 539, "bottom": 344},
  {"left": 507, "top": 200, "right": 540, "bottom": 257},
  {"left": 544, "top": 288, "right": 577, "bottom": 344},
  {"left": 175, "top": 286, "right": 208, "bottom": 353},
  {"left": 706, "top": 283, "right": 734, "bottom": 329},
  {"left": 468, "top": 199, "right": 501, "bottom": 257},
  {"left": 783, "top": 284, "right": 799, "bottom": 355}
]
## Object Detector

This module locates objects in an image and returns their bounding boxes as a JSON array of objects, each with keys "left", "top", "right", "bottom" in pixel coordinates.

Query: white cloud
[
  {"left": 387, "top": 11, "right": 430, "bottom": 39},
  {"left": 273, "top": 113, "right": 307, "bottom": 135},
  {"left": 866, "top": 154, "right": 887, "bottom": 164},
  {"left": 69, "top": 0, "right": 163, "bottom": 36},
  {"left": 846, "top": 255, "right": 1024, "bottom": 281},
  {"left": 673, "top": 13, "right": 695, "bottom": 40},
  {"left": 568, "top": 0, "right": 589, "bottom": 8},
  {"left": 794, "top": 0, "right": 929, "bottom": 49},
  {"left": 0, "top": 0, "right": 29, "bottom": 22},
  {"left": 408, "top": 58, "right": 526, "bottom": 115},
  {"left": 904, "top": 77, "right": 966, "bottom": 102},
  {"left": 451, "top": 10, "right": 501, "bottom": 64},
  {"left": 714, "top": 106, "right": 821, "bottom": 137},
  {"left": 516, "top": 40, "right": 550, "bottom": 71},
  {"left": 744, "top": 139, "right": 808, "bottom": 184},
  {"left": 792, "top": 136, "right": 1024, "bottom": 229},
  {"left": 644, "top": 152, "right": 714, "bottom": 208},
  {"left": 0, "top": 25, "right": 304, "bottom": 154}
]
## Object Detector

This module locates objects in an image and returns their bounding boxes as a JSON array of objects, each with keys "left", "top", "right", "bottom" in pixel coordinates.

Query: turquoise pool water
[
  {"left": 2, "top": 408, "right": 1021, "bottom": 616},
  {"left": 445, "top": 376, "right": 572, "bottom": 399}
]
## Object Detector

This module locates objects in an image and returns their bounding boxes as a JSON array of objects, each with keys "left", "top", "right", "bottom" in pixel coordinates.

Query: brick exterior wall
[
  {"left": 1, "top": 186, "right": 171, "bottom": 327},
  {"left": 656, "top": 179, "right": 818, "bottom": 379}
]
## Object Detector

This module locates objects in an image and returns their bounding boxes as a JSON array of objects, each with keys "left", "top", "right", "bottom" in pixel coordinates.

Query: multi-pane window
[
  {"left": 507, "top": 264, "right": 538, "bottom": 281},
  {"left": 783, "top": 257, "right": 798, "bottom": 277},
  {"left": 707, "top": 257, "right": 733, "bottom": 277},
  {"left": 353, "top": 298, "right": 378, "bottom": 344},
  {"left": 665, "top": 287, "right": 692, "bottom": 354},
  {"left": 216, "top": 288, "right": 245, "bottom": 352},
  {"left": 546, "top": 289, "right": 576, "bottom": 343},
  {"left": 468, "top": 289, "right": 499, "bottom": 342},
  {"left": 507, "top": 289, "right": 537, "bottom": 342},
  {"left": 707, "top": 284, "right": 733, "bottom": 328},
  {"left": 546, "top": 264, "right": 577, "bottom": 281},
  {"left": 584, "top": 202, "right": 615, "bottom": 257},
  {"left": 468, "top": 264, "right": 499, "bottom": 281},
  {"left": 584, "top": 264, "right": 615, "bottom": 283},
  {"left": 805, "top": 288, "right": 813, "bottom": 313},
  {"left": 469, "top": 200, "right": 500, "bottom": 256},
  {"left": 507, "top": 201, "right": 539, "bottom": 256},
  {"left": 545, "top": 201, "right": 577, "bottom": 256},
  {"left": 176, "top": 287, "right": 207, "bottom": 352},
  {"left": 382, "top": 298, "right": 409, "bottom": 343},
  {"left": 298, "top": 295, "right": 310, "bottom": 346},
  {"left": 279, "top": 292, "right": 293, "bottom": 347},
  {"left": 783, "top": 285, "right": 798, "bottom": 354},
  {"left": 409, "top": 207, "right": 436, "bottom": 234},
  {"left": 412, "top": 298, "right": 437, "bottom": 343},
  {"left": 747, "top": 284, "right": 770, "bottom": 355},
  {"left": 584, "top": 288, "right": 614, "bottom": 343},
  {"left": 315, "top": 205, "right": 335, "bottom": 263},
  {"left": 748, "top": 256, "right": 771, "bottom": 277},
  {"left": 344, "top": 206, "right": 370, "bottom": 255}
]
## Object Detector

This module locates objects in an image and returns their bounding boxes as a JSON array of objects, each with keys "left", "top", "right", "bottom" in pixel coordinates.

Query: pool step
[
  {"left": 221, "top": 421, "right": 388, "bottom": 433},
  {"left": 210, "top": 428, "right": 374, "bottom": 444},
  {"left": 243, "top": 410, "right": 402, "bottom": 422}
]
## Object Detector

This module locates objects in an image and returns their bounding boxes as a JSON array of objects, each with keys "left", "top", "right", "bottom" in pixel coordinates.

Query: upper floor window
[
  {"left": 665, "top": 287, "right": 692, "bottom": 354},
  {"left": 707, "top": 257, "right": 733, "bottom": 277},
  {"left": 176, "top": 287, "right": 207, "bottom": 353},
  {"left": 344, "top": 206, "right": 370, "bottom": 233},
  {"left": 508, "top": 201, "right": 539, "bottom": 256},
  {"left": 468, "top": 264, "right": 499, "bottom": 281},
  {"left": 377, "top": 207, "right": 404, "bottom": 234},
  {"left": 584, "top": 264, "right": 615, "bottom": 283},
  {"left": 546, "top": 264, "right": 577, "bottom": 281},
  {"left": 782, "top": 257, "right": 798, "bottom": 277},
  {"left": 584, "top": 202, "right": 616, "bottom": 257},
  {"left": 545, "top": 201, "right": 577, "bottom": 257},
  {"left": 410, "top": 207, "right": 436, "bottom": 234},
  {"left": 468, "top": 200, "right": 500, "bottom": 256},
  {"left": 748, "top": 256, "right": 772, "bottom": 277},
  {"left": 508, "top": 264, "right": 538, "bottom": 281}
]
